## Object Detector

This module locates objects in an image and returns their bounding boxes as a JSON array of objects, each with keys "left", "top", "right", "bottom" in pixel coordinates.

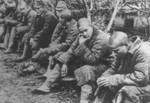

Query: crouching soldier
[
  {"left": 31, "top": 1, "right": 80, "bottom": 62},
  {"left": 5, "top": 1, "right": 37, "bottom": 53},
  {"left": 34, "top": 18, "right": 113, "bottom": 102},
  {"left": 15, "top": 0, "right": 58, "bottom": 62},
  {"left": 0, "top": 0, "right": 17, "bottom": 49},
  {"left": 95, "top": 32, "right": 150, "bottom": 103},
  {"left": 24, "top": 8, "right": 79, "bottom": 73}
]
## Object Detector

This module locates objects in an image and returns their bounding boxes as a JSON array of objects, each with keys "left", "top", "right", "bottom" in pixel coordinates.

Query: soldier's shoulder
[
  {"left": 138, "top": 42, "right": 150, "bottom": 56},
  {"left": 30, "top": 10, "right": 37, "bottom": 16},
  {"left": 96, "top": 29, "right": 110, "bottom": 40}
]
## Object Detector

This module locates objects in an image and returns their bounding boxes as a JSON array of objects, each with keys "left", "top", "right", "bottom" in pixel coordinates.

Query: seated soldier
[
  {"left": 94, "top": 32, "right": 150, "bottom": 103},
  {"left": 19, "top": 0, "right": 87, "bottom": 73},
  {"left": 31, "top": 0, "right": 81, "bottom": 62},
  {"left": 34, "top": 18, "right": 113, "bottom": 100},
  {"left": 4, "top": 1, "right": 37, "bottom": 53},
  {"left": 0, "top": 0, "right": 17, "bottom": 49},
  {"left": 55, "top": 0, "right": 87, "bottom": 21},
  {"left": 14, "top": 0, "right": 58, "bottom": 62},
  {"left": 24, "top": 7, "right": 79, "bottom": 73}
]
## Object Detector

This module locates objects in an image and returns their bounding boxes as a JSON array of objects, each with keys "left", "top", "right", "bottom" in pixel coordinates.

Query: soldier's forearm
[
  {"left": 113, "top": 74, "right": 140, "bottom": 86},
  {"left": 0, "top": 19, "right": 4, "bottom": 24},
  {"left": 56, "top": 43, "right": 69, "bottom": 51},
  {"left": 7, "top": 20, "right": 19, "bottom": 25},
  {"left": 123, "top": 77, "right": 137, "bottom": 86},
  {"left": 102, "top": 68, "right": 116, "bottom": 77}
]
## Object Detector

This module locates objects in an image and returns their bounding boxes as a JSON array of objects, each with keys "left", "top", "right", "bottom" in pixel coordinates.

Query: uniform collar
[{"left": 128, "top": 36, "right": 142, "bottom": 54}]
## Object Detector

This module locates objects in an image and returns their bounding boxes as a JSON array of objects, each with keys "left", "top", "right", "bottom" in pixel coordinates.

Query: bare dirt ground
[{"left": 0, "top": 50, "right": 79, "bottom": 103}]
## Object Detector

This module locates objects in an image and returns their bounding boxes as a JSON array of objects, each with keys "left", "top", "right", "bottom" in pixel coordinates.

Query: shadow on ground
[{"left": 0, "top": 50, "right": 79, "bottom": 103}]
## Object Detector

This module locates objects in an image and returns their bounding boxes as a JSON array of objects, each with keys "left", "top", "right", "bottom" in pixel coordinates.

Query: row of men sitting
[{"left": 0, "top": 0, "right": 150, "bottom": 103}]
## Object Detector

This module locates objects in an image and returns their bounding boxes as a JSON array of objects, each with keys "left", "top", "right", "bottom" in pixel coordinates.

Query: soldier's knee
[
  {"left": 119, "top": 86, "right": 138, "bottom": 96},
  {"left": 75, "top": 66, "right": 89, "bottom": 76},
  {"left": 76, "top": 65, "right": 93, "bottom": 72},
  {"left": 74, "top": 65, "right": 96, "bottom": 86}
]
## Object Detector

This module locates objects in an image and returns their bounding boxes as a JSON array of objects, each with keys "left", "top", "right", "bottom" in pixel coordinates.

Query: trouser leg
[
  {"left": 94, "top": 88, "right": 114, "bottom": 103},
  {"left": 36, "top": 61, "right": 62, "bottom": 93},
  {"left": 75, "top": 65, "right": 107, "bottom": 103},
  {"left": 0, "top": 26, "right": 11, "bottom": 49},
  {"left": 15, "top": 41, "right": 31, "bottom": 62},
  {"left": 43, "top": 56, "right": 54, "bottom": 77},
  {"left": 46, "top": 62, "right": 62, "bottom": 83},
  {"left": 5, "top": 27, "right": 16, "bottom": 52},
  {"left": 113, "top": 85, "right": 150, "bottom": 103}
]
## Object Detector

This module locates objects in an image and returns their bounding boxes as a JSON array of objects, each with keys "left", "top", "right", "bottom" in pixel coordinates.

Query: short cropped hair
[
  {"left": 78, "top": 18, "right": 92, "bottom": 27},
  {"left": 109, "top": 31, "right": 128, "bottom": 48}
]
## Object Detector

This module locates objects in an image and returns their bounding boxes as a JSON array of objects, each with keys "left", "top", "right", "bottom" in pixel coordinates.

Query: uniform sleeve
[
  {"left": 124, "top": 54, "right": 150, "bottom": 86},
  {"left": 67, "top": 35, "right": 80, "bottom": 53},
  {"left": 80, "top": 39, "right": 108, "bottom": 65},
  {"left": 111, "top": 48, "right": 150, "bottom": 86},
  {"left": 46, "top": 26, "right": 79, "bottom": 55},
  {"left": 5, "top": 18, "right": 19, "bottom": 26},
  {"left": 50, "top": 23, "right": 64, "bottom": 42},
  {"left": 125, "top": 62, "right": 149, "bottom": 86},
  {"left": 27, "top": 12, "right": 36, "bottom": 27},
  {"left": 55, "top": 27, "right": 79, "bottom": 51},
  {"left": 55, "top": 36, "right": 80, "bottom": 64}
]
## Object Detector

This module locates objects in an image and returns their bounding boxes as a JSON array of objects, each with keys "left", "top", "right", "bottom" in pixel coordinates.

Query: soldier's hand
[
  {"left": 56, "top": 52, "right": 70, "bottom": 64},
  {"left": 97, "top": 76, "right": 119, "bottom": 87}
]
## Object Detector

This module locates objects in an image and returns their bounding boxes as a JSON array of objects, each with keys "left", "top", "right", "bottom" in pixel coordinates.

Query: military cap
[
  {"left": 56, "top": 1, "right": 68, "bottom": 11},
  {"left": 34, "top": 0, "right": 45, "bottom": 8}
]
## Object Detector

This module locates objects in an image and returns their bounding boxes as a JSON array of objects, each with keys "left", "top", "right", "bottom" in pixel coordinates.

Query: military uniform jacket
[
  {"left": 21, "top": 9, "right": 37, "bottom": 29},
  {"left": 48, "top": 19, "right": 79, "bottom": 53},
  {"left": 28, "top": 11, "right": 58, "bottom": 40},
  {"left": 58, "top": 27, "right": 112, "bottom": 66},
  {"left": 103, "top": 37, "right": 150, "bottom": 86}
]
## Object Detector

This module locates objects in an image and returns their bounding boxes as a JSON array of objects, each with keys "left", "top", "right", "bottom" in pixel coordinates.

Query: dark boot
[{"left": 14, "top": 44, "right": 31, "bottom": 62}]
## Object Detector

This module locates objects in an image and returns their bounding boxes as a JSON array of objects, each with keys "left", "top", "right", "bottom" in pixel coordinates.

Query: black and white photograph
[{"left": 0, "top": 0, "right": 150, "bottom": 103}]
